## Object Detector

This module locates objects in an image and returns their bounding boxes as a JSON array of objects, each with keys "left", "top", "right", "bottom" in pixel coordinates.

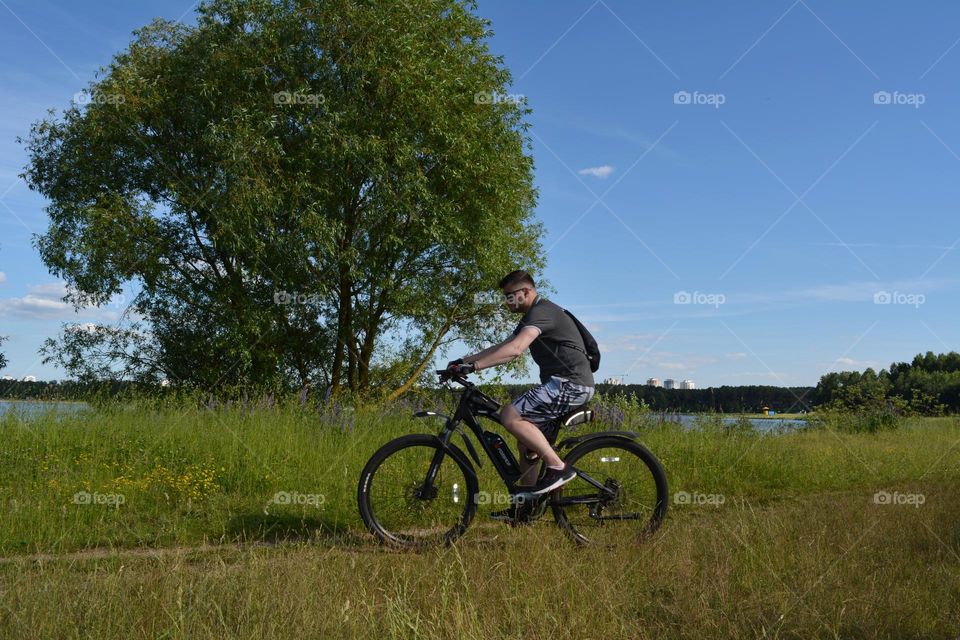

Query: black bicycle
[{"left": 357, "top": 370, "right": 669, "bottom": 548}]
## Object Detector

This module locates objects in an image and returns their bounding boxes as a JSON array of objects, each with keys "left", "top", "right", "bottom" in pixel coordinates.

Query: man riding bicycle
[{"left": 446, "top": 270, "right": 595, "bottom": 500}]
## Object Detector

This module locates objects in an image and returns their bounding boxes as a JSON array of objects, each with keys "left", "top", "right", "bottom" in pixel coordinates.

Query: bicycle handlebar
[{"left": 435, "top": 369, "right": 473, "bottom": 386}]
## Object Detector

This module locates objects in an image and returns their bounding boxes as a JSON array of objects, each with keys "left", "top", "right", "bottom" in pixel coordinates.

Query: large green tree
[{"left": 22, "top": 0, "right": 543, "bottom": 395}]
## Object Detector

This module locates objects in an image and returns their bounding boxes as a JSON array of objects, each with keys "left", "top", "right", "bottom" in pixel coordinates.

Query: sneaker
[{"left": 528, "top": 463, "right": 576, "bottom": 495}]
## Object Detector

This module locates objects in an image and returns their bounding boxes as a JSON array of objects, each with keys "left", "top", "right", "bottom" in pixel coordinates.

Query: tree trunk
[{"left": 385, "top": 321, "right": 452, "bottom": 402}]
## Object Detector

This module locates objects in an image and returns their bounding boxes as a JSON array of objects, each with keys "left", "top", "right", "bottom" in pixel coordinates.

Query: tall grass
[
  {"left": 1, "top": 400, "right": 957, "bottom": 554},
  {"left": 0, "top": 401, "right": 958, "bottom": 638}
]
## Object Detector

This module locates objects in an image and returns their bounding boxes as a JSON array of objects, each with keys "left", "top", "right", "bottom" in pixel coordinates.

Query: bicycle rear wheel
[
  {"left": 357, "top": 434, "right": 478, "bottom": 549},
  {"left": 551, "top": 436, "right": 668, "bottom": 546}
]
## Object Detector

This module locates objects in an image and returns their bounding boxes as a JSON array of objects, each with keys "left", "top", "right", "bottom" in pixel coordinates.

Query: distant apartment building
[
  {"left": 681, "top": 379, "right": 696, "bottom": 389},
  {"left": 663, "top": 378, "right": 676, "bottom": 389},
  {"left": 603, "top": 377, "right": 623, "bottom": 385},
  {"left": 646, "top": 378, "right": 662, "bottom": 387},
  {"left": 22, "top": 375, "right": 37, "bottom": 382}
]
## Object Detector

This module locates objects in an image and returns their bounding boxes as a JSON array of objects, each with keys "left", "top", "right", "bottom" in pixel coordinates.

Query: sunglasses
[{"left": 503, "top": 287, "right": 529, "bottom": 299}]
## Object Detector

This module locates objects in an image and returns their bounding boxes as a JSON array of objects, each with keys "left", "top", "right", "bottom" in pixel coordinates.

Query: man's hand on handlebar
[{"left": 440, "top": 359, "right": 476, "bottom": 380}]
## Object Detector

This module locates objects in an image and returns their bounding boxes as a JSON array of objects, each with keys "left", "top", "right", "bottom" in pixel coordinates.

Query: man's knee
[{"left": 500, "top": 404, "right": 521, "bottom": 432}]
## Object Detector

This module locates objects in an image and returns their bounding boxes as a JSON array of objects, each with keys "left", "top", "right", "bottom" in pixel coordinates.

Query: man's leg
[{"left": 500, "top": 404, "right": 564, "bottom": 468}]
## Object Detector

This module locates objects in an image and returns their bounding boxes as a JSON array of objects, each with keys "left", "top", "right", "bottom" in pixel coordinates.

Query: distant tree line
[
  {"left": 9, "top": 350, "right": 960, "bottom": 415},
  {"left": 1, "top": 378, "right": 818, "bottom": 412},
  {"left": 494, "top": 383, "right": 817, "bottom": 413},
  {"left": 815, "top": 351, "right": 960, "bottom": 415},
  {"left": 0, "top": 380, "right": 153, "bottom": 401}
]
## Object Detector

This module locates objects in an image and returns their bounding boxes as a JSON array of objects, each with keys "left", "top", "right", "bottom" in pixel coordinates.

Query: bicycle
[{"left": 357, "top": 369, "right": 669, "bottom": 548}]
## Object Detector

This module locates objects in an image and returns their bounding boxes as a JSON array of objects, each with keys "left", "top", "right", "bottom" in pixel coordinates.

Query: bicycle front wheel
[
  {"left": 357, "top": 434, "right": 478, "bottom": 549},
  {"left": 551, "top": 436, "right": 668, "bottom": 547}
]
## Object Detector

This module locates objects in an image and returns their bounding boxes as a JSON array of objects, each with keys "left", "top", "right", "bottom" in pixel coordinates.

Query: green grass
[{"left": 0, "top": 403, "right": 958, "bottom": 638}]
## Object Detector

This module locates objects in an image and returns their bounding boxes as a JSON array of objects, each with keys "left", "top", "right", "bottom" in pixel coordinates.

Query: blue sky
[{"left": 1, "top": 0, "right": 960, "bottom": 387}]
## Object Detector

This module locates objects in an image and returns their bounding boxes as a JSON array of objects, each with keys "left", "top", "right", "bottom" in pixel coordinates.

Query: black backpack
[{"left": 561, "top": 309, "right": 601, "bottom": 373}]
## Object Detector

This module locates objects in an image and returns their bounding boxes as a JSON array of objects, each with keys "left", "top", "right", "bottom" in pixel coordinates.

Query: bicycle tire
[
  {"left": 357, "top": 434, "right": 478, "bottom": 549},
  {"left": 551, "top": 436, "right": 668, "bottom": 546}
]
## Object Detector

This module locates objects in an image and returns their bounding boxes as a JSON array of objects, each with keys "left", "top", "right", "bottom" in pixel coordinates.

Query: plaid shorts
[{"left": 511, "top": 375, "right": 595, "bottom": 428}]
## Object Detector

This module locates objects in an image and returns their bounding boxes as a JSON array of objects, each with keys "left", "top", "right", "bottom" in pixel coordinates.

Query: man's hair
[{"left": 499, "top": 270, "right": 536, "bottom": 290}]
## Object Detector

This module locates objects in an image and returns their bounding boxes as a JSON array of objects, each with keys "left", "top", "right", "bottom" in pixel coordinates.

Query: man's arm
[{"left": 462, "top": 326, "right": 540, "bottom": 371}]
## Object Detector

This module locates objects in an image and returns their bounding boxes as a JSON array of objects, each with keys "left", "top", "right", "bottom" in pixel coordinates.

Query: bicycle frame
[
  {"left": 415, "top": 377, "right": 526, "bottom": 489},
  {"left": 415, "top": 374, "right": 640, "bottom": 503}
]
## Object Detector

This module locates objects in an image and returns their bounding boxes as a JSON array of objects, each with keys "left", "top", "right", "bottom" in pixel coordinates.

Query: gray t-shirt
[{"left": 513, "top": 296, "right": 595, "bottom": 387}]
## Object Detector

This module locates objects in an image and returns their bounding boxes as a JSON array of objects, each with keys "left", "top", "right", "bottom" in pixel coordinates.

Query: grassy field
[{"left": 0, "top": 401, "right": 958, "bottom": 638}]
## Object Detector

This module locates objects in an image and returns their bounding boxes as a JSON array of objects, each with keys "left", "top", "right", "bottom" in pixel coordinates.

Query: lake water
[
  {"left": 0, "top": 399, "right": 90, "bottom": 418},
  {"left": 661, "top": 413, "right": 809, "bottom": 432}
]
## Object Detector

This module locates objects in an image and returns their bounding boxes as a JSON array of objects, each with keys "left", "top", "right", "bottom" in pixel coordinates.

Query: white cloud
[
  {"left": 829, "top": 357, "right": 878, "bottom": 371},
  {"left": 0, "top": 272, "right": 6, "bottom": 284},
  {"left": 0, "top": 282, "right": 71, "bottom": 318},
  {"left": 577, "top": 165, "right": 614, "bottom": 179},
  {"left": 0, "top": 281, "right": 122, "bottom": 322},
  {"left": 725, "top": 371, "right": 791, "bottom": 380},
  {"left": 658, "top": 362, "right": 688, "bottom": 371},
  {"left": 597, "top": 333, "right": 670, "bottom": 354}
]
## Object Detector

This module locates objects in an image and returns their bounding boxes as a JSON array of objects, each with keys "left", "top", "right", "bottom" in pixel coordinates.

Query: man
[{"left": 447, "top": 270, "right": 595, "bottom": 499}]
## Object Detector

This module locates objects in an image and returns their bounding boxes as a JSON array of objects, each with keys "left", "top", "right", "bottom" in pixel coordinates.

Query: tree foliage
[
  {"left": 816, "top": 351, "right": 960, "bottom": 416},
  {"left": 22, "top": 0, "right": 543, "bottom": 395}
]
